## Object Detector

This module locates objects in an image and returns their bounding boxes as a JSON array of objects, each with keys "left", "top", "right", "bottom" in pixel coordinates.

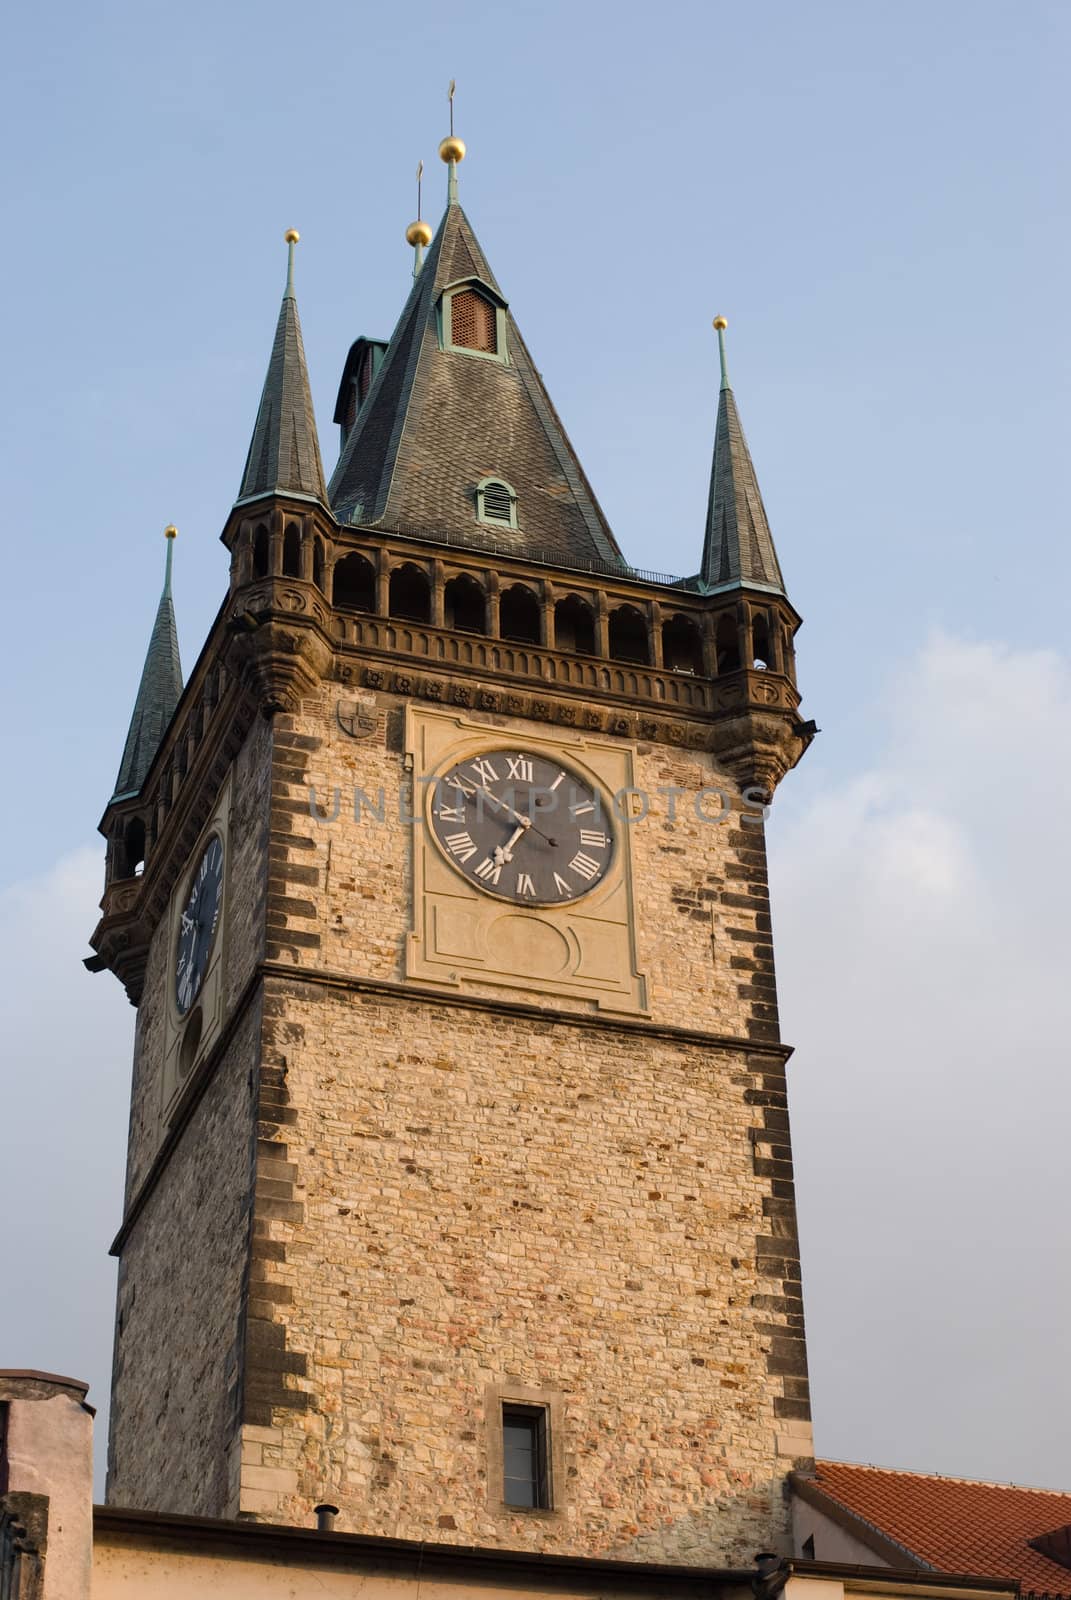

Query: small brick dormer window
[
  {"left": 452, "top": 288, "right": 497, "bottom": 353},
  {"left": 476, "top": 477, "right": 517, "bottom": 529},
  {"left": 441, "top": 279, "right": 509, "bottom": 365}
]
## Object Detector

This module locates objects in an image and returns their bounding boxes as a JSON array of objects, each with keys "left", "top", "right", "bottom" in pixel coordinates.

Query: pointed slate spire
[
  {"left": 236, "top": 231, "right": 327, "bottom": 506},
  {"left": 329, "top": 103, "right": 622, "bottom": 566},
  {"left": 327, "top": 195, "right": 624, "bottom": 569},
  {"left": 701, "top": 318, "right": 786, "bottom": 595},
  {"left": 112, "top": 527, "right": 184, "bottom": 802}
]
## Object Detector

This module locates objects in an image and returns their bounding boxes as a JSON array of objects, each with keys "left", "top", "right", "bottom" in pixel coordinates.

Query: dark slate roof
[
  {"left": 701, "top": 368, "right": 785, "bottom": 595},
  {"left": 112, "top": 540, "right": 183, "bottom": 801},
  {"left": 237, "top": 269, "right": 326, "bottom": 505},
  {"left": 328, "top": 201, "right": 625, "bottom": 568}
]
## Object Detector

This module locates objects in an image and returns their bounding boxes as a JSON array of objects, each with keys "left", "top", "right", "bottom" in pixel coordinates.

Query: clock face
[
  {"left": 175, "top": 835, "right": 224, "bottom": 1017},
  {"left": 429, "top": 749, "right": 614, "bottom": 905}
]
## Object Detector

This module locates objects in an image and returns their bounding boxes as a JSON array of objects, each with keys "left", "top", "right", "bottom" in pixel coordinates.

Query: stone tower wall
[
  {"left": 107, "top": 714, "right": 272, "bottom": 1511},
  {"left": 106, "top": 1000, "right": 260, "bottom": 1514},
  {"left": 106, "top": 680, "right": 811, "bottom": 1556},
  {"left": 225, "top": 688, "right": 811, "bottom": 1561}
]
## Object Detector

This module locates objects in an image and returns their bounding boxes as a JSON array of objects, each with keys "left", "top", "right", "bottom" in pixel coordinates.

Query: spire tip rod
[
  {"left": 284, "top": 228, "right": 300, "bottom": 296},
  {"left": 713, "top": 316, "right": 730, "bottom": 390}
]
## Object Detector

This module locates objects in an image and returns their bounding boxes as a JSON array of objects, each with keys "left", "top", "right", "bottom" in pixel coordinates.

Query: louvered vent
[
  {"left": 480, "top": 480, "right": 514, "bottom": 524},
  {"left": 451, "top": 288, "right": 498, "bottom": 353}
]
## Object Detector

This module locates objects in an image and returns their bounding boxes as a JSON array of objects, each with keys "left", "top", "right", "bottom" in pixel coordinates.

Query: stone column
[
  {"left": 235, "top": 519, "right": 253, "bottom": 588},
  {"left": 649, "top": 600, "right": 664, "bottom": 669},
  {"left": 431, "top": 560, "right": 446, "bottom": 628},
  {"left": 540, "top": 580, "right": 555, "bottom": 648},
  {"left": 487, "top": 570, "right": 501, "bottom": 638},
  {"left": 300, "top": 517, "right": 315, "bottom": 582},
  {"left": 700, "top": 612, "right": 718, "bottom": 677},
  {"left": 375, "top": 549, "right": 390, "bottom": 616},
  {"left": 269, "top": 506, "right": 285, "bottom": 576},
  {"left": 739, "top": 601, "right": 754, "bottom": 670},
  {"left": 595, "top": 591, "right": 610, "bottom": 657}
]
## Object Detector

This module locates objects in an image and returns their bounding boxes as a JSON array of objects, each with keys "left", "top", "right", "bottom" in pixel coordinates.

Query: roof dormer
[{"left": 439, "top": 277, "right": 509, "bottom": 364}]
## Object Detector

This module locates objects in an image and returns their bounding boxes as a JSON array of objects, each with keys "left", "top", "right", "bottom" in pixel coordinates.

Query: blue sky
[{"left": 2, "top": 0, "right": 1070, "bottom": 1495}]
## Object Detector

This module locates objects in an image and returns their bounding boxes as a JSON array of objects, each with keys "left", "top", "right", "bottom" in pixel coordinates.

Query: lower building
[
  {"left": 791, "top": 1460, "right": 1071, "bottom": 1598},
  {"left": 0, "top": 1372, "right": 1022, "bottom": 1600}
]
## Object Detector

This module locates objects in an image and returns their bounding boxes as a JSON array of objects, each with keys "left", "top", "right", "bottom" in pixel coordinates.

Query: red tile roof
[{"left": 806, "top": 1460, "right": 1071, "bottom": 1597}]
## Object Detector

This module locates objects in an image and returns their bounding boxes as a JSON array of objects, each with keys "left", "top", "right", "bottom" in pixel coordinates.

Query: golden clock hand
[
  {"left": 469, "top": 781, "right": 563, "bottom": 845},
  {"left": 471, "top": 782, "right": 532, "bottom": 830},
  {"left": 495, "top": 823, "right": 528, "bottom": 864}
]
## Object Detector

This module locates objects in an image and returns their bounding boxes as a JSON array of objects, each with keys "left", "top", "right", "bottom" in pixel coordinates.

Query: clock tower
[{"left": 88, "top": 135, "right": 815, "bottom": 1565}]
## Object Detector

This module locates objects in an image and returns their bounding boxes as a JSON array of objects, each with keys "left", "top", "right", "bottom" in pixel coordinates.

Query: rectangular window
[{"left": 502, "top": 1403, "right": 549, "bottom": 1508}]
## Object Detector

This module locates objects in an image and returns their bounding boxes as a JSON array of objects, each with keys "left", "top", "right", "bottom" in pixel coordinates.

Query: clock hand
[
  {"left": 470, "top": 782, "right": 561, "bottom": 845},
  {"left": 470, "top": 782, "right": 528, "bottom": 827},
  {"left": 495, "top": 823, "right": 528, "bottom": 864}
]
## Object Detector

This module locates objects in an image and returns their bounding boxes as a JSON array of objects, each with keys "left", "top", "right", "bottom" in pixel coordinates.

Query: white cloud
[
  {"left": 0, "top": 846, "right": 133, "bottom": 1493},
  {"left": 771, "top": 632, "right": 1071, "bottom": 1486}
]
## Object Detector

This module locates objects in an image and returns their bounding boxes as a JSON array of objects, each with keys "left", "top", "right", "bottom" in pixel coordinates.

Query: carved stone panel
[{"left": 405, "top": 706, "right": 648, "bottom": 1014}]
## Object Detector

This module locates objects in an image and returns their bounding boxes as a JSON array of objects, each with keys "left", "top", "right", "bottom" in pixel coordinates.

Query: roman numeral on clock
[
  {"left": 473, "top": 856, "right": 502, "bottom": 884},
  {"left": 579, "top": 830, "right": 608, "bottom": 848},
  {"left": 517, "top": 873, "right": 536, "bottom": 897},
  {"left": 570, "top": 800, "right": 596, "bottom": 817},
  {"left": 569, "top": 851, "right": 601, "bottom": 881},
  {"left": 436, "top": 804, "right": 464, "bottom": 822},
  {"left": 553, "top": 872, "right": 571, "bottom": 896},
  {"left": 444, "top": 831, "right": 478, "bottom": 863},
  {"left": 469, "top": 757, "right": 499, "bottom": 785},
  {"left": 506, "top": 755, "right": 534, "bottom": 781}
]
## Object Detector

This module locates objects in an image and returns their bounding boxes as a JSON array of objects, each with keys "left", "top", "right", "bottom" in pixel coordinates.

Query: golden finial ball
[
  {"left": 164, "top": 524, "right": 178, "bottom": 539},
  {"left": 713, "top": 316, "right": 728, "bottom": 331},
  {"left": 439, "top": 135, "right": 466, "bottom": 164},
  {"left": 284, "top": 228, "right": 300, "bottom": 244},
  {"left": 406, "top": 219, "right": 433, "bottom": 248}
]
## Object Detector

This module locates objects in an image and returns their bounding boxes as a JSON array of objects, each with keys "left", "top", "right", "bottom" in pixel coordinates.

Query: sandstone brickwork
[
  {"left": 107, "top": 682, "right": 811, "bottom": 1559},
  {"left": 106, "top": 715, "right": 272, "bottom": 1510},
  {"left": 107, "top": 1000, "right": 260, "bottom": 1514}
]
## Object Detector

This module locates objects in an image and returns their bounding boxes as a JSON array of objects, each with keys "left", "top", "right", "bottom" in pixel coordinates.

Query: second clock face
[
  {"left": 429, "top": 748, "right": 615, "bottom": 904},
  {"left": 175, "top": 834, "right": 224, "bottom": 1017}
]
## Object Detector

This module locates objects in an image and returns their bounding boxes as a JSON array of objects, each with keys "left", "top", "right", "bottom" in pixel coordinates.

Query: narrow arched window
[
  {"left": 716, "top": 613, "right": 741, "bottom": 674},
  {"left": 752, "top": 612, "right": 771, "bottom": 670},
  {"left": 333, "top": 552, "right": 375, "bottom": 612},
  {"left": 444, "top": 573, "right": 486, "bottom": 633},
  {"left": 500, "top": 584, "right": 541, "bottom": 644},
  {"left": 282, "top": 523, "right": 301, "bottom": 578},
  {"left": 252, "top": 525, "right": 269, "bottom": 579},
  {"left": 609, "top": 604, "right": 650, "bottom": 665},
  {"left": 451, "top": 288, "right": 498, "bottom": 353},
  {"left": 389, "top": 562, "right": 431, "bottom": 623},
  {"left": 554, "top": 594, "right": 596, "bottom": 654},
  {"left": 662, "top": 614, "right": 704, "bottom": 675},
  {"left": 122, "top": 817, "right": 146, "bottom": 878},
  {"left": 477, "top": 478, "right": 517, "bottom": 529}
]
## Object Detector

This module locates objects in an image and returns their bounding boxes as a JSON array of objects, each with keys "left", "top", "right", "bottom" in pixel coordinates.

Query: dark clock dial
[
  {"left": 429, "top": 749, "right": 614, "bottom": 905},
  {"left": 175, "top": 835, "right": 224, "bottom": 1017}
]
